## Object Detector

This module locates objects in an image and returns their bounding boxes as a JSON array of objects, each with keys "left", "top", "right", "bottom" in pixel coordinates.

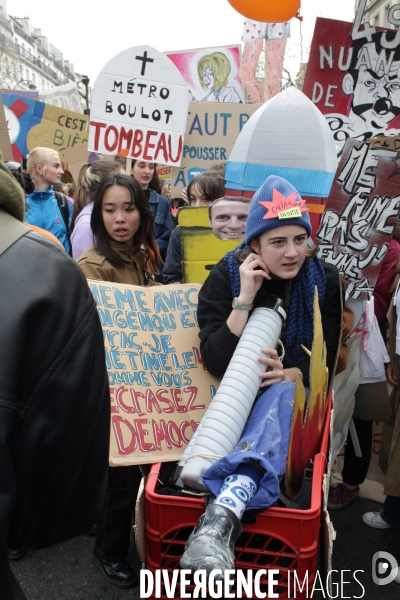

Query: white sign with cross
[{"left": 89, "top": 45, "right": 190, "bottom": 166}]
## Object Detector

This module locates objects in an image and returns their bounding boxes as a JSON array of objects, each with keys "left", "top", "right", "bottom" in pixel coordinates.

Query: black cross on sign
[{"left": 135, "top": 51, "right": 154, "bottom": 76}]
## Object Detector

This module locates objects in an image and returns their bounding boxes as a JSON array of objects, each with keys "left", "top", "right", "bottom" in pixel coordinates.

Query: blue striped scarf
[{"left": 224, "top": 245, "right": 326, "bottom": 366}]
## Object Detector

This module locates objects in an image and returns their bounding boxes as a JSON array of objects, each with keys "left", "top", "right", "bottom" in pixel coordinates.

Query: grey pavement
[{"left": 11, "top": 496, "right": 399, "bottom": 599}]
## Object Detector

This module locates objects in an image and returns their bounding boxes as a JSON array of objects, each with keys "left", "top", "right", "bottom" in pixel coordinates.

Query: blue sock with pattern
[{"left": 213, "top": 463, "right": 262, "bottom": 519}]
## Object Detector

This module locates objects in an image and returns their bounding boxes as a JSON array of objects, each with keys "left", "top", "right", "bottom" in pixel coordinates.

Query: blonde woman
[
  {"left": 25, "top": 147, "right": 73, "bottom": 253},
  {"left": 197, "top": 52, "right": 242, "bottom": 103}
]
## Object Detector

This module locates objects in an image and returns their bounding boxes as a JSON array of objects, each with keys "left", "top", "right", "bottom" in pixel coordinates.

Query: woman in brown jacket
[{"left": 78, "top": 173, "right": 161, "bottom": 589}]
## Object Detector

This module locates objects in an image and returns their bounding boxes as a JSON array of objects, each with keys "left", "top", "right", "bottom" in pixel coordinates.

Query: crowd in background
[{"left": 2, "top": 147, "right": 400, "bottom": 593}]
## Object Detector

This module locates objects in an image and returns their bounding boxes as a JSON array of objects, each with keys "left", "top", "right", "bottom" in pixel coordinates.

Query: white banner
[{"left": 89, "top": 45, "right": 190, "bottom": 166}]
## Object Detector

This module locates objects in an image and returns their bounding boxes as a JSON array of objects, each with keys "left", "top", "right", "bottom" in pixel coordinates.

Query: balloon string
[{"left": 300, "top": 0, "right": 304, "bottom": 67}]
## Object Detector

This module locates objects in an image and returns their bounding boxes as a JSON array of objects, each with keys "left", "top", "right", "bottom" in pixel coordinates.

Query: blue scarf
[{"left": 224, "top": 245, "right": 326, "bottom": 366}]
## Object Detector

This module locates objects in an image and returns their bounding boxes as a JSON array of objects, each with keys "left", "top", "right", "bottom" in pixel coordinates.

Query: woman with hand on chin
[
  {"left": 130, "top": 160, "right": 172, "bottom": 278},
  {"left": 78, "top": 174, "right": 161, "bottom": 589},
  {"left": 180, "top": 175, "right": 342, "bottom": 575}
]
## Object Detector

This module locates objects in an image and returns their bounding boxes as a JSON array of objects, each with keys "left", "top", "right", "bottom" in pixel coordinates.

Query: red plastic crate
[{"left": 145, "top": 395, "right": 331, "bottom": 599}]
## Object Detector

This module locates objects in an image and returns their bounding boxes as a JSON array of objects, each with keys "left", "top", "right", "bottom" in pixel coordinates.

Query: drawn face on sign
[
  {"left": 203, "top": 67, "right": 215, "bottom": 91},
  {"left": 342, "top": 41, "right": 400, "bottom": 130}
]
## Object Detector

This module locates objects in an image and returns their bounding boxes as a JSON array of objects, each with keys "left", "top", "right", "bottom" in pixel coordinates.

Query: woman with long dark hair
[
  {"left": 77, "top": 173, "right": 161, "bottom": 589},
  {"left": 77, "top": 173, "right": 161, "bottom": 283}
]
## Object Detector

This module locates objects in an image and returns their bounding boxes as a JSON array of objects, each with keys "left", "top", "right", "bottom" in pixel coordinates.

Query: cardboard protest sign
[
  {"left": 89, "top": 45, "right": 189, "bottom": 166},
  {"left": 63, "top": 142, "right": 107, "bottom": 183},
  {"left": 2, "top": 93, "right": 88, "bottom": 165},
  {"left": 166, "top": 45, "right": 243, "bottom": 104},
  {"left": 0, "top": 95, "right": 13, "bottom": 160},
  {"left": 156, "top": 165, "right": 171, "bottom": 181},
  {"left": 315, "top": 139, "right": 400, "bottom": 300},
  {"left": 286, "top": 289, "right": 329, "bottom": 498},
  {"left": 171, "top": 102, "right": 260, "bottom": 196},
  {"left": 179, "top": 206, "right": 240, "bottom": 284},
  {"left": 88, "top": 281, "right": 219, "bottom": 465},
  {"left": 369, "top": 135, "right": 400, "bottom": 151},
  {"left": 302, "top": 12, "right": 400, "bottom": 156}
]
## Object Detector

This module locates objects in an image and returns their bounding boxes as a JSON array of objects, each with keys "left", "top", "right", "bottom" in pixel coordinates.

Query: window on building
[
  {"left": 32, "top": 72, "right": 36, "bottom": 84},
  {"left": 41, "top": 78, "right": 44, "bottom": 91}
]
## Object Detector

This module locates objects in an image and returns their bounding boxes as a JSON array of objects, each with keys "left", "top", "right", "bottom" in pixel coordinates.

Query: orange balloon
[{"left": 228, "top": 0, "right": 300, "bottom": 23}]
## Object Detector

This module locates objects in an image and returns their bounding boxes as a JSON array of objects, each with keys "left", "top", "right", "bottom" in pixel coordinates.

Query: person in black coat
[{"left": 0, "top": 162, "right": 110, "bottom": 599}]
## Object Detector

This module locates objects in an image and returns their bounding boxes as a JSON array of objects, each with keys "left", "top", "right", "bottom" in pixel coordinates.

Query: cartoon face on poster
[
  {"left": 303, "top": 1, "right": 400, "bottom": 156},
  {"left": 166, "top": 45, "right": 243, "bottom": 104},
  {"left": 315, "top": 139, "right": 400, "bottom": 300}
]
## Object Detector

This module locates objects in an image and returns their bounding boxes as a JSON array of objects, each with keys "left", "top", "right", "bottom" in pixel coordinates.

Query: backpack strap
[
  {"left": 54, "top": 192, "right": 70, "bottom": 233},
  {"left": 0, "top": 208, "right": 30, "bottom": 255},
  {"left": 54, "top": 191, "right": 72, "bottom": 256}
]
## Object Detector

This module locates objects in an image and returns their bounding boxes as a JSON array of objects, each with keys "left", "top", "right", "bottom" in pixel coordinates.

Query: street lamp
[
  {"left": 79, "top": 75, "right": 90, "bottom": 115},
  {"left": 14, "top": 79, "right": 37, "bottom": 91}
]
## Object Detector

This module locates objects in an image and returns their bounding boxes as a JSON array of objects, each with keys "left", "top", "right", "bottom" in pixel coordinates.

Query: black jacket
[
  {"left": 0, "top": 225, "right": 110, "bottom": 596},
  {"left": 163, "top": 226, "right": 182, "bottom": 284},
  {"left": 197, "top": 259, "right": 342, "bottom": 386}
]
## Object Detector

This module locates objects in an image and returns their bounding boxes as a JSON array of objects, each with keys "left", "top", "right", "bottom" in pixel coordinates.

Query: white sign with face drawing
[{"left": 89, "top": 45, "right": 190, "bottom": 166}]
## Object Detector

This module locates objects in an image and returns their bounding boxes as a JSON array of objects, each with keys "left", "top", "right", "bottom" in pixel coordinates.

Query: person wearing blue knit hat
[{"left": 180, "top": 175, "right": 343, "bottom": 577}]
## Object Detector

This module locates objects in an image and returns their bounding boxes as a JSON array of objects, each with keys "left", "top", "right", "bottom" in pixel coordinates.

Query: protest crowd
[{"left": 1, "top": 2, "right": 400, "bottom": 599}]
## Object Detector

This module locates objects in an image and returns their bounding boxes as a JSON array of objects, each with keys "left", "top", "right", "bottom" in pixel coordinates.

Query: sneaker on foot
[
  {"left": 362, "top": 511, "right": 392, "bottom": 529},
  {"left": 328, "top": 483, "right": 359, "bottom": 510}
]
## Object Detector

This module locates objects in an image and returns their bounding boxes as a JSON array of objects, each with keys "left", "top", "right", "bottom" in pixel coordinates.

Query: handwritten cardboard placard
[
  {"left": 315, "top": 138, "right": 400, "bottom": 299},
  {"left": 179, "top": 206, "right": 240, "bottom": 283},
  {"left": 170, "top": 101, "right": 260, "bottom": 196},
  {"left": 2, "top": 93, "right": 88, "bottom": 166},
  {"left": 88, "top": 280, "right": 219, "bottom": 465},
  {"left": 368, "top": 135, "right": 400, "bottom": 152},
  {"left": 0, "top": 95, "right": 13, "bottom": 160},
  {"left": 89, "top": 45, "right": 190, "bottom": 167}
]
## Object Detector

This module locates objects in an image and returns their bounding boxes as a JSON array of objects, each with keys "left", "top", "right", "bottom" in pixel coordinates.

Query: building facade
[
  {"left": 0, "top": 1, "right": 84, "bottom": 99},
  {"left": 355, "top": 0, "right": 397, "bottom": 28}
]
